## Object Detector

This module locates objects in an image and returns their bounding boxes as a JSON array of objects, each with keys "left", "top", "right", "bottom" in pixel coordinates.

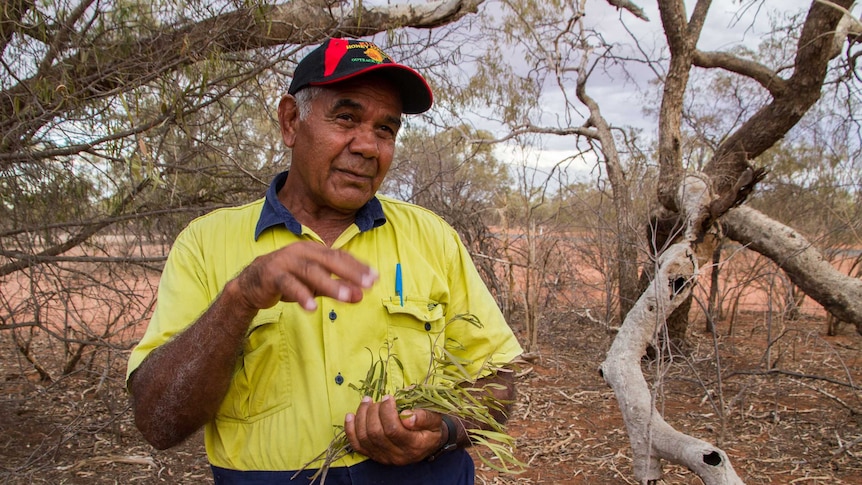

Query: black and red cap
[{"left": 288, "top": 38, "right": 433, "bottom": 114}]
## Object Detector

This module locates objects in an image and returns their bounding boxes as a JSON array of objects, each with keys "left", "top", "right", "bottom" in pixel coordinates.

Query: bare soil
[{"left": 1, "top": 308, "right": 860, "bottom": 484}]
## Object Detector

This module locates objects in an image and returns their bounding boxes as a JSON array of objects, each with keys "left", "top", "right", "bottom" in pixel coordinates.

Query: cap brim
[{"left": 309, "top": 64, "right": 433, "bottom": 114}]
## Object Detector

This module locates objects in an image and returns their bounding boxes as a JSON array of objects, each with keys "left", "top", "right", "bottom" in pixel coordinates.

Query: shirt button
[
  {"left": 329, "top": 310, "right": 337, "bottom": 321},
  {"left": 335, "top": 373, "right": 344, "bottom": 385},
  {"left": 424, "top": 322, "right": 432, "bottom": 331}
]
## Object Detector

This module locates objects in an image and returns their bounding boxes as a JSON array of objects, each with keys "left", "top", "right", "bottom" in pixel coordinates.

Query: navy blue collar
[{"left": 254, "top": 171, "right": 386, "bottom": 240}]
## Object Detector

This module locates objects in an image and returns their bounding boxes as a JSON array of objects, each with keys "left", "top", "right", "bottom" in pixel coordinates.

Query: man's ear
[{"left": 277, "top": 94, "right": 298, "bottom": 147}]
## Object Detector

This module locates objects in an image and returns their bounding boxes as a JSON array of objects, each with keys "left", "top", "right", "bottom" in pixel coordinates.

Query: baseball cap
[{"left": 288, "top": 38, "right": 433, "bottom": 114}]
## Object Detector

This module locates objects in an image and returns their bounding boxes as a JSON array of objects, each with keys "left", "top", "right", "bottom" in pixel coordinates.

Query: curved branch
[
  {"left": 601, "top": 242, "right": 743, "bottom": 484},
  {"left": 0, "top": 0, "right": 483, "bottom": 150},
  {"left": 722, "top": 206, "right": 862, "bottom": 334},
  {"left": 704, "top": 0, "right": 852, "bottom": 196},
  {"left": 693, "top": 50, "right": 789, "bottom": 97},
  {"left": 602, "top": 175, "right": 744, "bottom": 484}
]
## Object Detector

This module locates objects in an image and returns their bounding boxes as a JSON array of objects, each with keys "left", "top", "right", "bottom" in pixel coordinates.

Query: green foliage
[
  {"left": 299, "top": 314, "right": 524, "bottom": 484},
  {"left": 2, "top": 0, "right": 293, "bottom": 248}
]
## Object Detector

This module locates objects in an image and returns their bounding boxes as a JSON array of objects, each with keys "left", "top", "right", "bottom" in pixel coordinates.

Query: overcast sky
[
  {"left": 487, "top": 0, "right": 822, "bottom": 174},
  {"left": 581, "top": 0, "right": 815, "bottom": 128}
]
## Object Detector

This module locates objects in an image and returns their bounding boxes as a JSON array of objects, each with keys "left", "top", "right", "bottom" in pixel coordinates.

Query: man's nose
[{"left": 349, "top": 126, "right": 380, "bottom": 159}]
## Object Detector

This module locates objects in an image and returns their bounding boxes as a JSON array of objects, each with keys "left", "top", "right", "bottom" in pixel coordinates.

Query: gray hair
[{"left": 294, "top": 87, "right": 324, "bottom": 121}]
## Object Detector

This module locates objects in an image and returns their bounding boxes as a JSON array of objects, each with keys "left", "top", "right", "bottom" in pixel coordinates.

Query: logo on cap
[{"left": 364, "top": 46, "right": 385, "bottom": 63}]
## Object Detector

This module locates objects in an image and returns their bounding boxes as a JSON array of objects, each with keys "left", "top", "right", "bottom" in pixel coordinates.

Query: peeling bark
[
  {"left": 723, "top": 206, "right": 862, "bottom": 335},
  {"left": 644, "top": 0, "right": 851, "bottom": 345}
]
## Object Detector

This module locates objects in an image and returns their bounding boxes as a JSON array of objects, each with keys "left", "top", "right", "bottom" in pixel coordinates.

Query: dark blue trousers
[{"left": 211, "top": 449, "right": 474, "bottom": 484}]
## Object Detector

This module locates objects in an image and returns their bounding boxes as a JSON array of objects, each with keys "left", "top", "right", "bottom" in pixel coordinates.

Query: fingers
[
  {"left": 344, "top": 395, "right": 444, "bottom": 466},
  {"left": 344, "top": 396, "right": 374, "bottom": 458},
  {"left": 268, "top": 248, "right": 371, "bottom": 310},
  {"left": 400, "top": 408, "right": 439, "bottom": 432},
  {"left": 346, "top": 395, "right": 411, "bottom": 464},
  {"left": 235, "top": 242, "right": 378, "bottom": 311}
]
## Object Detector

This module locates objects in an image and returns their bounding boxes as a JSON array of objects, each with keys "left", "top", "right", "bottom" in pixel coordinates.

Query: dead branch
[
  {"left": 726, "top": 368, "right": 862, "bottom": 393},
  {"left": 722, "top": 206, "right": 862, "bottom": 334}
]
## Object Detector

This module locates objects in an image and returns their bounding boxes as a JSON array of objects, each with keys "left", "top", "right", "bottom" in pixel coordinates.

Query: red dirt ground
[
  {"left": 1, "top": 237, "right": 861, "bottom": 483},
  {"left": 1, "top": 303, "right": 860, "bottom": 484}
]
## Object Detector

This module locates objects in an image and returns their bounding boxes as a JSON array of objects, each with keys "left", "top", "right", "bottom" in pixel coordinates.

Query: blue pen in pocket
[{"left": 395, "top": 263, "right": 403, "bottom": 306}]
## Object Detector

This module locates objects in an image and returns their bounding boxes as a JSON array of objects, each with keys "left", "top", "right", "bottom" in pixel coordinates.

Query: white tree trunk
[{"left": 601, "top": 176, "right": 744, "bottom": 485}]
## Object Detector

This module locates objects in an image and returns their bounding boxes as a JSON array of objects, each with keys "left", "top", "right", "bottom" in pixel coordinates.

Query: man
[{"left": 126, "top": 38, "right": 523, "bottom": 484}]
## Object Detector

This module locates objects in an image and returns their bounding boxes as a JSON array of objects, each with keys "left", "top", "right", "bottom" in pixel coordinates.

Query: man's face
[{"left": 281, "top": 77, "right": 403, "bottom": 214}]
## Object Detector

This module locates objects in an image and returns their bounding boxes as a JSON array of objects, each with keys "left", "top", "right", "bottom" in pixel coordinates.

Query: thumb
[{"left": 399, "top": 408, "right": 441, "bottom": 432}]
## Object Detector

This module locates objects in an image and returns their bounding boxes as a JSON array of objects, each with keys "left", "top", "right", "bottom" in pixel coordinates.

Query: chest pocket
[
  {"left": 383, "top": 298, "right": 445, "bottom": 388},
  {"left": 216, "top": 308, "right": 292, "bottom": 422}
]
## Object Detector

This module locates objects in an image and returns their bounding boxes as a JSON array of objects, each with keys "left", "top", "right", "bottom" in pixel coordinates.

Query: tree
[
  {"left": 5, "top": 0, "right": 861, "bottom": 482},
  {"left": 0, "top": 0, "right": 487, "bottom": 378},
  {"left": 446, "top": 0, "right": 861, "bottom": 482},
  {"left": 449, "top": 0, "right": 647, "bottom": 325},
  {"left": 600, "top": 1, "right": 861, "bottom": 483},
  {"left": 1, "top": 0, "right": 484, "bottom": 154},
  {"left": 644, "top": 6, "right": 862, "bottom": 343}
]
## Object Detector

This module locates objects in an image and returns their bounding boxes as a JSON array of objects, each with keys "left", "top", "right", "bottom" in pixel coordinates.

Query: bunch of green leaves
[{"left": 297, "top": 313, "right": 524, "bottom": 484}]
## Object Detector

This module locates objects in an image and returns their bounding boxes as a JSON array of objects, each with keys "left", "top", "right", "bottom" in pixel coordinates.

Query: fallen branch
[
  {"left": 56, "top": 454, "right": 156, "bottom": 471},
  {"left": 725, "top": 368, "right": 862, "bottom": 392}
]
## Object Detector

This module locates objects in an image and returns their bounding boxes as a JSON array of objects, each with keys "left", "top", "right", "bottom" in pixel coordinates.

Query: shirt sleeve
[
  {"left": 126, "top": 226, "right": 213, "bottom": 383},
  {"left": 441, "top": 226, "right": 523, "bottom": 379}
]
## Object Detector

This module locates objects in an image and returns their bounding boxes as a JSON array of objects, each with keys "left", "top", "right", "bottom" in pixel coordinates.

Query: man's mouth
[{"left": 335, "top": 168, "right": 373, "bottom": 182}]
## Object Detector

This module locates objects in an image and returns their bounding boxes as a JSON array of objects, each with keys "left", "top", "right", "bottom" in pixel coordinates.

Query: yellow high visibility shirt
[{"left": 126, "top": 189, "right": 523, "bottom": 472}]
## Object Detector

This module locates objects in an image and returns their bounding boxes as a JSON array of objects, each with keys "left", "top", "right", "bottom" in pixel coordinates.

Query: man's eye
[{"left": 379, "top": 125, "right": 397, "bottom": 137}]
